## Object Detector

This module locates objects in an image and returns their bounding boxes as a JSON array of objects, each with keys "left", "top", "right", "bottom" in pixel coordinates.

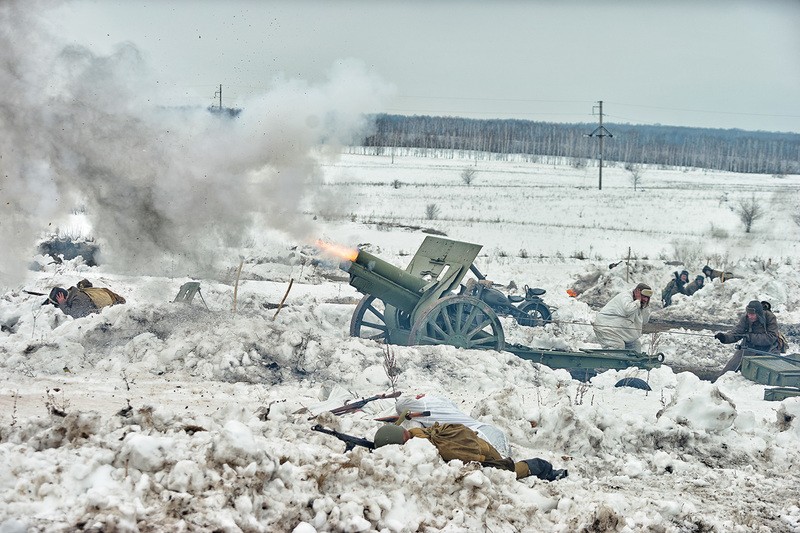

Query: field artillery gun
[
  {"left": 325, "top": 236, "right": 661, "bottom": 373},
  {"left": 340, "top": 236, "right": 502, "bottom": 348}
]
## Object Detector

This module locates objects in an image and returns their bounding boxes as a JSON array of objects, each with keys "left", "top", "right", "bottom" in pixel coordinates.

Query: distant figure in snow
[
  {"left": 702, "top": 265, "right": 735, "bottom": 282},
  {"left": 713, "top": 300, "right": 780, "bottom": 378},
  {"left": 661, "top": 270, "right": 689, "bottom": 307},
  {"left": 683, "top": 275, "right": 705, "bottom": 296},
  {"left": 44, "top": 279, "right": 126, "bottom": 319},
  {"left": 373, "top": 421, "right": 567, "bottom": 482},
  {"left": 392, "top": 394, "right": 511, "bottom": 457},
  {"left": 593, "top": 283, "right": 652, "bottom": 352}
]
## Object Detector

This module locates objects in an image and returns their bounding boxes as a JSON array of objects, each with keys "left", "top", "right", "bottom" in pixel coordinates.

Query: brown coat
[
  {"left": 82, "top": 287, "right": 126, "bottom": 307},
  {"left": 59, "top": 287, "right": 126, "bottom": 319},
  {"left": 684, "top": 280, "right": 704, "bottom": 296},
  {"left": 718, "top": 307, "right": 780, "bottom": 354},
  {"left": 703, "top": 267, "right": 735, "bottom": 281},
  {"left": 409, "top": 423, "right": 530, "bottom": 478}
]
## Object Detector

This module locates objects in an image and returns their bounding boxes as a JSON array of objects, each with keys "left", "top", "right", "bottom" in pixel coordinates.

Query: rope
[{"left": 543, "top": 318, "right": 718, "bottom": 337}]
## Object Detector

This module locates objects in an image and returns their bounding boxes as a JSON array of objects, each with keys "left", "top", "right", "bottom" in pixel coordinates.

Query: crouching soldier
[
  {"left": 661, "top": 270, "right": 688, "bottom": 307},
  {"left": 373, "top": 423, "right": 567, "bottom": 482},
  {"left": 45, "top": 279, "right": 126, "bottom": 319},
  {"left": 594, "top": 283, "right": 652, "bottom": 351},
  {"left": 713, "top": 300, "right": 779, "bottom": 379},
  {"left": 684, "top": 275, "right": 705, "bottom": 296}
]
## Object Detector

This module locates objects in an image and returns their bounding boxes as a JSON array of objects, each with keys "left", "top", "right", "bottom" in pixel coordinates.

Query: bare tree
[
  {"left": 792, "top": 200, "right": 800, "bottom": 228},
  {"left": 425, "top": 203, "right": 441, "bottom": 220},
  {"left": 626, "top": 163, "right": 644, "bottom": 191},
  {"left": 735, "top": 194, "right": 765, "bottom": 233},
  {"left": 382, "top": 345, "right": 400, "bottom": 393},
  {"left": 461, "top": 168, "right": 477, "bottom": 186}
]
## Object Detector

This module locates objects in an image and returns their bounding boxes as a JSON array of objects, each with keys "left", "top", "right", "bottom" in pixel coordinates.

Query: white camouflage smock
[{"left": 592, "top": 290, "right": 651, "bottom": 351}]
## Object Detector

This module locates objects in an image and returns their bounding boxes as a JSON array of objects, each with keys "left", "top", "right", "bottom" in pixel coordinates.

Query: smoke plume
[{"left": 0, "top": 1, "right": 393, "bottom": 284}]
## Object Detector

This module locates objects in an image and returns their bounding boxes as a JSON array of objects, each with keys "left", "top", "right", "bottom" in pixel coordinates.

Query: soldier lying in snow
[
  {"left": 373, "top": 422, "right": 567, "bottom": 482},
  {"left": 44, "top": 279, "right": 126, "bottom": 318},
  {"left": 377, "top": 394, "right": 567, "bottom": 482},
  {"left": 392, "top": 394, "right": 512, "bottom": 457},
  {"left": 702, "top": 265, "right": 735, "bottom": 282}
]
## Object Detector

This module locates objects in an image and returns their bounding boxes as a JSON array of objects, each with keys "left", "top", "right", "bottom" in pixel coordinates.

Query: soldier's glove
[{"left": 714, "top": 332, "right": 724, "bottom": 342}]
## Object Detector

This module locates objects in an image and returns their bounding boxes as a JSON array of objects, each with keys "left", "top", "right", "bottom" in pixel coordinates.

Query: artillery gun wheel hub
[{"left": 409, "top": 295, "right": 505, "bottom": 351}]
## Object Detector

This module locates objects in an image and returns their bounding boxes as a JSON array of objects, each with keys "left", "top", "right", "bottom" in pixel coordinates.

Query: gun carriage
[{"left": 335, "top": 236, "right": 661, "bottom": 373}]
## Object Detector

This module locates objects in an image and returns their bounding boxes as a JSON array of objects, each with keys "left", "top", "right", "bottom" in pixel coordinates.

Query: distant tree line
[{"left": 362, "top": 114, "right": 800, "bottom": 175}]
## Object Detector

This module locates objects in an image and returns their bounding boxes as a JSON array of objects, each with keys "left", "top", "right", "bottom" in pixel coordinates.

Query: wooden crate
[
  {"left": 741, "top": 354, "right": 800, "bottom": 387},
  {"left": 763, "top": 387, "right": 800, "bottom": 401}
]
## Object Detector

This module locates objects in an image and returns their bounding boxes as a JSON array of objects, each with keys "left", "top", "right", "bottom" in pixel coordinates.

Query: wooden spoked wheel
[
  {"left": 409, "top": 295, "right": 504, "bottom": 350},
  {"left": 350, "top": 295, "right": 390, "bottom": 343}
]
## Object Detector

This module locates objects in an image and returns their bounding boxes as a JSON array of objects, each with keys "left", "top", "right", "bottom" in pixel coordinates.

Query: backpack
[
  {"left": 776, "top": 331, "right": 788, "bottom": 354},
  {"left": 661, "top": 280, "right": 675, "bottom": 300},
  {"left": 81, "top": 287, "right": 126, "bottom": 308}
]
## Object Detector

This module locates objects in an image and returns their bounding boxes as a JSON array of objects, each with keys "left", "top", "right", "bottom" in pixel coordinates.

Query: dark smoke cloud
[{"left": 0, "top": 1, "right": 393, "bottom": 284}]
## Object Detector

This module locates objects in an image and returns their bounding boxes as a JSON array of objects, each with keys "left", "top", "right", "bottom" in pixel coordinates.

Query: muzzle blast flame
[{"left": 316, "top": 240, "right": 359, "bottom": 262}]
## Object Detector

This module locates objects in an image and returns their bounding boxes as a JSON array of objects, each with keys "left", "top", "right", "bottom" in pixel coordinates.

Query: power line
[
  {"left": 153, "top": 84, "right": 800, "bottom": 121},
  {"left": 546, "top": 318, "right": 719, "bottom": 337},
  {"left": 396, "top": 95, "right": 595, "bottom": 105},
  {"left": 383, "top": 107, "right": 594, "bottom": 118},
  {"left": 605, "top": 101, "right": 800, "bottom": 119}
]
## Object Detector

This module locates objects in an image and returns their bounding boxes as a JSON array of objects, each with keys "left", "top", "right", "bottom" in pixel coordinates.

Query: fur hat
[
  {"left": 374, "top": 425, "right": 407, "bottom": 448},
  {"left": 634, "top": 283, "right": 653, "bottom": 297},
  {"left": 745, "top": 300, "right": 765, "bottom": 325},
  {"left": 43, "top": 287, "right": 68, "bottom": 306}
]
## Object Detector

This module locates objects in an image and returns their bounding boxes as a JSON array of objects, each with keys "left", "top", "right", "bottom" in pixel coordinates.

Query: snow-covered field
[{"left": 2, "top": 153, "right": 800, "bottom": 532}]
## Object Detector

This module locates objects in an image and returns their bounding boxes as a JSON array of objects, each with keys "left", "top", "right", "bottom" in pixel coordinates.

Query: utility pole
[
  {"left": 586, "top": 100, "right": 613, "bottom": 190},
  {"left": 213, "top": 84, "right": 222, "bottom": 110}
]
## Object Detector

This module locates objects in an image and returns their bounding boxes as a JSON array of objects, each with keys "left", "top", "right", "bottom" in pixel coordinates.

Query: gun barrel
[
  {"left": 312, "top": 425, "right": 375, "bottom": 451},
  {"left": 343, "top": 249, "right": 428, "bottom": 314}
]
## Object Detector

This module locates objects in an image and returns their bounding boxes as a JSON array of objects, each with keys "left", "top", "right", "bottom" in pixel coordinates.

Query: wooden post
[
  {"left": 273, "top": 279, "right": 294, "bottom": 320},
  {"left": 232, "top": 258, "right": 244, "bottom": 313},
  {"left": 626, "top": 247, "right": 631, "bottom": 282}
]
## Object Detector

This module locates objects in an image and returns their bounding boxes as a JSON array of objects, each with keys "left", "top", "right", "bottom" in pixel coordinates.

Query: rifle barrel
[
  {"left": 311, "top": 425, "right": 374, "bottom": 451},
  {"left": 328, "top": 390, "right": 402, "bottom": 416},
  {"left": 374, "top": 410, "right": 431, "bottom": 422}
]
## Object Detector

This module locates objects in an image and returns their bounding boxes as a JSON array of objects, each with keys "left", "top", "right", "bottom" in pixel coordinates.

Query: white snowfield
[{"left": 2, "top": 154, "right": 800, "bottom": 532}]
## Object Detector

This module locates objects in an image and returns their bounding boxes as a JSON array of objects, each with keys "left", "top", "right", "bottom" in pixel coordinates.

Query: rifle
[
  {"left": 374, "top": 411, "right": 431, "bottom": 423},
  {"left": 23, "top": 290, "right": 46, "bottom": 296},
  {"left": 312, "top": 424, "right": 374, "bottom": 452},
  {"left": 327, "top": 390, "right": 402, "bottom": 416}
]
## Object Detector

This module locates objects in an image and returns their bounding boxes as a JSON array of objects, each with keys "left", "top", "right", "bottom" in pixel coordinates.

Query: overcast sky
[{"left": 48, "top": 0, "right": 800, "bottom": 133}]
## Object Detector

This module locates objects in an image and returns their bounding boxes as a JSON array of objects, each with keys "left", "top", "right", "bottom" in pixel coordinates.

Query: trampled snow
[{"left": 2, "top": 154, "right": 800, "bottom": 532}]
